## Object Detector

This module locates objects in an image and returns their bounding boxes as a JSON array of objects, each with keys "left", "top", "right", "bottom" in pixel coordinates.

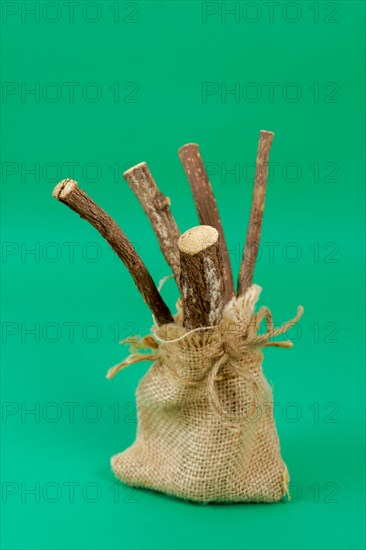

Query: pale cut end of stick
[
  {"left": 178, "top": 225, "right": 219, "bottom": 255},
  {"left": 52, "top": 178, "right": 78, "bottom": 200},
  {"left": 123, "top": 162, "right": 147, "bottom": 179}
]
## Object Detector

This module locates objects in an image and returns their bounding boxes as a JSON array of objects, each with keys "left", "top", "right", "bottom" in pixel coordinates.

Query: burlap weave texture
[{"left": 109, "top": 285, "right": 303, "bottom": 503}]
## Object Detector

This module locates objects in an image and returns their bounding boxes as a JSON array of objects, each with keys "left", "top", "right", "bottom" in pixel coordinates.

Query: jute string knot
[{"left": 106, "top": 284, "right": 304, "bottom": 428}]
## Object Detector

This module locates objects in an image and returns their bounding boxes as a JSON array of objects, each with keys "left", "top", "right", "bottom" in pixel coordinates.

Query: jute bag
[
  {"left": 108, "top": 285, "right": 303, "bottom": 503},
  {"left": 52, "top": 132, "right": 303, "bottom": 504}
]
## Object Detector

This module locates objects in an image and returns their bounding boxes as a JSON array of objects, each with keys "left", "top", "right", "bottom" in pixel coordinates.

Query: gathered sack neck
[{"left": 106, "top": 285, "right": 303, "bottom": 427}]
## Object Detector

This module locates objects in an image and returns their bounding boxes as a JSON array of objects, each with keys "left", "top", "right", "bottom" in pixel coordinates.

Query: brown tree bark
[
  {"left": 52, "top": 178, "right": 173, "bottom": 325},
  {"left": 238, "top": 130, "right": 274, "bottom": 296},
  {"left": 123, "top": 162, "right": 181, "bottom": 286},
  {"left": 178, "top": 143, "right": 234, "bottom": 304},
  {"left": 178, "top": 225, "right": 224, "bottom": 330}
]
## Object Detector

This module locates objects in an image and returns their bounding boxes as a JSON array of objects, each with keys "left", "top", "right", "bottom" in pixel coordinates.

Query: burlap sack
[{"left": 108, "top": 285, "right": 303, "bottom": 503}]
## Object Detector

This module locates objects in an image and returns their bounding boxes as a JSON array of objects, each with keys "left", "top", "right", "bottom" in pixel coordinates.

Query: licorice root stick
[
  {"left": 123, "top": 162, "right": 181, "bottom": 286},
  {"left": 238, "top": 130, "right": 274, "bottom": 296},
  {"left": 178, "top": 225, "right": 224, "bottom": 330},
  {"left": 53, "top": 179, "right": 173, "bottom": 325},
  {"left": 178, "top": 144, "right": 234, "bottom": 304}
]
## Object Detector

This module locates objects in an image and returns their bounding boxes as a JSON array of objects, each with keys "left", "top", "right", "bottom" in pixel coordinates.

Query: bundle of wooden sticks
[{"left": 52, "top": 130, "right": 274, "bottom": 329}]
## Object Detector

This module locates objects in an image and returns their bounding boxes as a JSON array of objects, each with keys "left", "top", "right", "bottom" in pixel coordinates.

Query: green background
[{"left": 1, "top": 1, "right": 365, "bottom": 549}]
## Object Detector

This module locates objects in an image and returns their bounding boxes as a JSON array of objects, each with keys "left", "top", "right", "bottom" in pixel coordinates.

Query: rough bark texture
[
  {"left": 123, "top": 162, "right": 181, "bottom": 286},
  {"left": 238, "top": 130, "right": 274, "bottom": 296},
  {"left": 178, "top": 225, "right": 224, "bottom": 330},
  {"left": 52, "top": 179, "right": 173, "bottom": 325},
  {"left": 178, "top": 144, "right": 234, "bottom": 304}
]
